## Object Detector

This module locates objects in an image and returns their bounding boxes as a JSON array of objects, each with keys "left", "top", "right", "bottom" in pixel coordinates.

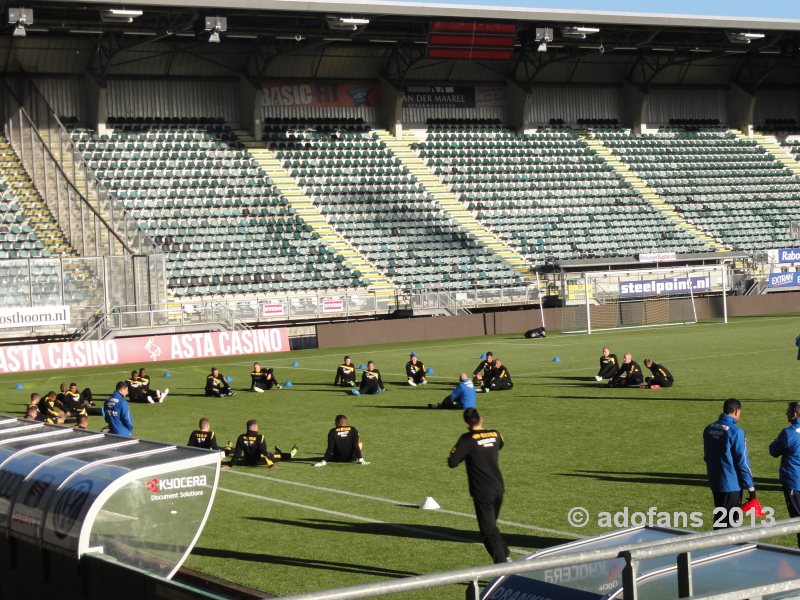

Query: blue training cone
[
  {"left": 426, "top": 367, "right": 434, "bottom": 375},
  {"left": 358, "top": 363, "right": 366, "bottom": 369},
  {"left": 480, "top": 353, "right": 487, "bottom": 359},
  {"left": 351, "top": 388, "right": 361, "bottom": 396},
  {"left": 283, "top": 381, "right": 293, "bottom": 388},
  {"left": 291, "top": 360, "right": 300, "bottom": 367},
  {"left": 14, "top": 383, "right": 23, "bottom": 390},
  {"left": 225, "top": 375, "right": 233, "bottom": 382},
  {"left": 553, "top": 356, "right": 561, "bottom": 363},
  {"left": 164, "top": 371, "right": 172, "bottom": 378}
]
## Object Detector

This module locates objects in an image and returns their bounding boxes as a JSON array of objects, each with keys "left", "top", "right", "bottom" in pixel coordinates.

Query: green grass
[{"left": 2, "top": 314, "right": 800, "bottom": 598}]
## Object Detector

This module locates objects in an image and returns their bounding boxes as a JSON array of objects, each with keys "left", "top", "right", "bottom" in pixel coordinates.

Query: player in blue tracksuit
[
  {"left": 769, "top": 401, "right": 800, "bottom": 547},
  {"left": 104, "top": 381, "right": 134, "bottom": 436},
  {"left": 703, "top": 398, "right": 756, "bottom": 528},
  {"left": 430, "top": 374, "right": 477, "bottom": 410}
]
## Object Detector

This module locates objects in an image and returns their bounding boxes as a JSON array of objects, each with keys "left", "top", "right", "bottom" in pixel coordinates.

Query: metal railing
[
  {"left": 4, "top": 76, "right": 160, "bottom": 256},
  {"left": 277, "top": 518, "right": 800, "bottom": 600}
]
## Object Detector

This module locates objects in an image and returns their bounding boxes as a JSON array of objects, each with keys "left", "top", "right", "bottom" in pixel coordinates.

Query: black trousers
[
  {"left": 254, "top": 370, "right": 277, "bottom": 391},
  {"left": 206, "top": 384, "right": 231, "bottom": 397},
  {"left": 439, "top": 396, "right": 463, "bottom": 409},
  {"left": 712, "top": 490, "right": 742, "bottom": 529},
  {"left": 472, "top": 494, "right": 509, "bottom": 563},
  {"left": 409, "top": 371, "right": 426, "bottom": 383},
  {"left": 610, "top": 374, "right": 643, "bottom": 388},
  {"left": 598, "top": 363, "right": 617, "bottom": 379},
  {"left": 487, "top": 379, "right": 513, "bottom": 391},
  {"left": 783, "top": 487, "right": 800, "bottom": 548},
  {"left": 646, "top": 374, "right": 673, "bottom": 387}
]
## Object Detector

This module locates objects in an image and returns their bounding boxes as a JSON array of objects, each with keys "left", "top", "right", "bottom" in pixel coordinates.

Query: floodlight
[
  {"left": 8, "top": 7, "right": 32, "bottom": 37},
  {"left": 726, "top": 31, "right": 765, "bottom": 44},
  {"left": 562, "top": 26, "right": 599, "bottom": 39},
  {"left": 339, "top": 17, "right": 369, "bottom": 25},
  {"left": 100, "top": 8, "right": 142, "bottom": 23}
]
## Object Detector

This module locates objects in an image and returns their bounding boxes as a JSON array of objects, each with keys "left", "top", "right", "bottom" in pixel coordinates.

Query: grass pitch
[{"left": 1, "top": 314, "right": 799, "bottom": 598}]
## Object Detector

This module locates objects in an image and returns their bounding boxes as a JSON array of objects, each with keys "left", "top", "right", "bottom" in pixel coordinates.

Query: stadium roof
[
  {"left": 7, "top": 0, "right": 800, "bottom": 87},
  {"left": 44, "top": 0, "right": 800, "bottom": 30}
]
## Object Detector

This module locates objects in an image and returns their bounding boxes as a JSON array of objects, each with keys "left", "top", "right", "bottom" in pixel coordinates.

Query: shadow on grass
[
  {"left": 244, "top": 516, "right": 569, "bottom": 550},
  {"left": 519, "top": 395, "right": 774, "bottom": 403},
  {"left": 562, "top": 470, "right": 783, "bottom": 492},
  {"left": 191, "top": 546, "right": 419, "bottom": 578},
  {"left": 361, "top": 405, "right": 441, "bottom": 410}
]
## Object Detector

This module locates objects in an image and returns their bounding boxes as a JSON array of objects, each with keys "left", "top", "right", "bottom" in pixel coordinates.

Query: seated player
[
  {"left": 313, "top": 415, "right": 368, "bottom": 466},
  {"left": 334, "top": 355, "right": 357, "bottom": 387},
  {"left": 229, "top": 419, "right": 296, "bottom": 468},
  {"left": 481, "top": 359, "right": 513, "bottom": 392},
  {"left": 206, "top": 367, "right": 235, "bottom": 397},
  {"left": 250, "top": 362, "right": 280, "bottom": 392},
  {"left": 472, "top": 352, "right": 495, "bottom": 386},
  {"left": 24, "top": 403, "right": 39, "bottom": 421},
  {"left": 608, "top": 353, "right": 644, "bottom": 388},
  {"left": 406, "top": 352, "right": 428, "bottom": 386},
  {"left": 430, "top": 374, "right": 476, "bottom": 410},
  {"left": 138, "top": 368, "right": 168, "bottom": 403},
  {"left": 523, "top": 327, "right": 546, "bottom": 339},
  {"left": 643, "top": 358, "right": 674, "bottom": 388},
  {"left": 60, "top": 382, "right": 92, "bottom": 416},
  {"left": 595, "top": 346, "right": 619, "bottom": 382},
  {"left": 351, "top": 361, "right": 385, "bottom": 396},
  {"left": 187, "top": 417, "right": 220, "bottom": 450},
  {"left": 38, "top": 391, "right": 65, "bottom": 424},
  {"left": 73, "top": 414, "right": 89, "bottom": 430}
]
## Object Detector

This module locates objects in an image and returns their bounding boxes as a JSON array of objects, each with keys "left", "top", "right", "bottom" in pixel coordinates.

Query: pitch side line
[
  {"left": 223, "top": 470, "right": 581, "bottom": 539},
  {"left": 217, "top": 486, "right": 530, "bottom": 555}
]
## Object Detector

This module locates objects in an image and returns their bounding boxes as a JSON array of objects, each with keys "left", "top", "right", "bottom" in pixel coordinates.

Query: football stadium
[{"left": 0, "top": 0, "right": 799, "bottom": 598}]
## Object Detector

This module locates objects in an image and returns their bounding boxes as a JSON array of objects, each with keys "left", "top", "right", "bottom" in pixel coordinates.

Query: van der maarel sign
[{"left": 0, "top": 328, "right": 289, "bottom": 374}]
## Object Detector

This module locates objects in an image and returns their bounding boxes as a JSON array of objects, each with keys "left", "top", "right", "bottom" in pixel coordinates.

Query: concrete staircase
[
  {"left": 373, "top": 130, "right": 535, "bottom": 282},
  {"left": 580, "top": 135, "right": 729, "bottom": 252},
  {"left": 737, "top": 131, "right": 800, "bottom": 178},
  {"left": 0, "top": 135, "right": 75, "bottom": 256},
  {"left": 234, "top": 130, "right": 396, "bottom": 295}
]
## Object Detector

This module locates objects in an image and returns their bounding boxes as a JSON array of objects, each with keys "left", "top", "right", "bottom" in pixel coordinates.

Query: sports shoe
[
  {"left": 146, "top": 396, "right": 155, "bottom": 404},
  {"left": 227, "top": 391, "right": 236, "bottom": 397},
  {"left": 290, "top": 444, "right": 299, "bottom": 458},
  {"left": 594, "top": 375, "right": 603, "bottom": 382},
  {"left": 357, "top": 457, "right": 370, "bottom": 465},
  {"left": 407, "top": 379, "right": 417, "bottom": 386},
  {"left": 421, "top": 380, "right": 428, "bottom": 385},
  {"left": 276, "top": 384, "right": 283, "bottom": 390},
  {"left": 160, "top": 388, "right": 169, "bottom": 403},
  {"left": 350, "top": 389, "right": 361, "bottom": 396},
  {"left": 252, "top": 386, "right": 264, "bottom": 393},
  {"left": 348, "top": 381, "right": 355, "bottom": 387},
  {"left": 650, "top": 384, "right": 662, "bottom": 390},
  {"left": 313, "top": 460, "right": 326, "bottom": 467}
]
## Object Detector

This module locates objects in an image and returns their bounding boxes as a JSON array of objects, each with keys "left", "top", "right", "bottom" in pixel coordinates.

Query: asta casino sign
[{"left": 146, "top": 475, "right": 207, "bottom": 501}]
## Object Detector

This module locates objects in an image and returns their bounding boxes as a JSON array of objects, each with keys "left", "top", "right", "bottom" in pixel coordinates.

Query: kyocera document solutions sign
[{"left": 0, "top": 328, "right": 289, "bottom": 374}]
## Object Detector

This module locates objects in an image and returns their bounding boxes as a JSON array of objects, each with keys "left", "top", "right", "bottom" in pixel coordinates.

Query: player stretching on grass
[
  {"left": 351, "top": 361, "right": 385, "bottom": 396},
  {"left": 644, "top": 358, "right": 674, "bottom": 388},
  {"left": 313, "top": 415, "right": 368, "bottom": 467},
  {"left": 406, "top": 352, "right": 428, "bottom": 386},
  {"left": 595, "top": 347, "right": 618, "bottom": 382},
  {"left": 448, "top": 408, "right": 509, "bottom": 564}
]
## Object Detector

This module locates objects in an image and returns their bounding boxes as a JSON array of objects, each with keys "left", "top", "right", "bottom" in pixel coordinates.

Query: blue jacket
[
  {"left": 769, "top": 418, "right": 800, "bottom": 490},
  {"left": 449, "top": 379, "right": 476, "bottom": 410},
  {"left": 703, "top": 413, "right": 754, "bottom": 493},
  {"left": 104, "top": 390, "right": 134, "bottom": 436}
]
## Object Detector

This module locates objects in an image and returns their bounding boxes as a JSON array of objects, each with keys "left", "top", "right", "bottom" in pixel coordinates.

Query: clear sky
[{"left": 410, "top": 0, "right": 800, "bottom": 20}]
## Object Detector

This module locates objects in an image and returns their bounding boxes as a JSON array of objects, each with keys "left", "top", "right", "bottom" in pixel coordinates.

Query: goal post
[{"left": 560, "top": 264, "right": 728, "bottom": 334}]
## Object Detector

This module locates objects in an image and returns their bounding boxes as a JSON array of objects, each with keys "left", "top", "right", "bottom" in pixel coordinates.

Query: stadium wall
[
  {"left": 527, "top": 85, "right": 623, "bottom": 125},
  {"left": 314, "top": 293, "right": 798, "bottom": 347},
  {"left": 30, "top": 76, "right": 83, "bottom": 120},
  {"left": 107, "top": 78, "right": 239, "bottom": 121},
  {"left": 754, "top": 88, "right": 800, "bottom": 123},
  {"left": 646, "top": 86, "right": 728, "bottom": 125}
]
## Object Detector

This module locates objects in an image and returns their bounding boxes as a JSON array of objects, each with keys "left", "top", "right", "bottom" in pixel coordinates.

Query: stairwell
[
  {"left": 734, "top": 131, "right": 800, "bottom": 178},
  {"left": 580, "top": 135, "right": 729, "bottom": 252},
  {"left": 233, "top": 131, "right": 396, "bottom": 295},
  {"left": 0, "top": 135, "right": 75, "bottom": 256},
  {"left": 373, "top": 130, "right": 535, "bottom": 282}
]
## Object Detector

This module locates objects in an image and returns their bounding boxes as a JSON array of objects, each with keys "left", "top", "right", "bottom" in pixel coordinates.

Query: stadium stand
[
  {"left": 69, "top": 119, "right": 370, "bottom": 297},
  {"left": 263, "top": 119, "right": 526, "bottom": 290},
  {"left": 413, "top": 122, "right": 713, "bottom": 261},
  {"left": 598, "top": 129, "right": 800, "bottom": 251}
]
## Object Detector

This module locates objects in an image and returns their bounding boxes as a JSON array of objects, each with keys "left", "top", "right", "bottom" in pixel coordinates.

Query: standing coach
[
  {"left": 448, "top": 408, "right": 509, "bottom": 563},
  {"left": 769, "top": 401, "right": 800, "bottom": 547},
  {"left": 703, "top": 398, "right": 756, "bottom": 528}
]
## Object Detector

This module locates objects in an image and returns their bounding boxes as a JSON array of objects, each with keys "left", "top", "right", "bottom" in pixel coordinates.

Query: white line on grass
[
  {"left": 223, "top": 470, "right": 581, "bottom": 539},
  {"left": 217, "top": 486, "right": 530, "bottom": 555}
]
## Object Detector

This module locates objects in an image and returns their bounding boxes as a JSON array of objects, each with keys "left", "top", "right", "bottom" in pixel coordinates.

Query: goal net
[{"left": 560, "top": 265, "right": 727, "bottom": 334}]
